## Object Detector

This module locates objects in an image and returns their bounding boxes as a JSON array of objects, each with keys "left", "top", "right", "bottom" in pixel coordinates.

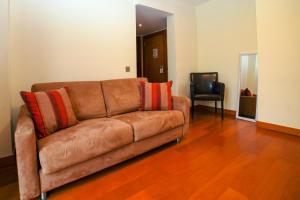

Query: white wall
[
  {"left": 256, "top": 0, "right": 300, "bottom": 129},
  {"left": 195, "top": 0, "right": 257, "bottom": 110},
  {"left": 0, "top": 0, "right": 12, "bottom": 158}
]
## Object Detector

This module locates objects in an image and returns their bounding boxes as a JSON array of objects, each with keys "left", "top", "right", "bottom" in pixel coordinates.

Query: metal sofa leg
[
  {"left": 40, "top": 192, "right": 47, "bottom": 200},
  {"left": 176, "top": 137, "right": 181, "bottom": 144}
]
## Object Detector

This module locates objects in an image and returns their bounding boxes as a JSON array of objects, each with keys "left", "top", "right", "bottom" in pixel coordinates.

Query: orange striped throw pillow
[
  {"left": 140, "top": 81, "right": 173, "bottom": 111},
  {"left": 20, "top": 87, "right": 78, "bottom": 139}
]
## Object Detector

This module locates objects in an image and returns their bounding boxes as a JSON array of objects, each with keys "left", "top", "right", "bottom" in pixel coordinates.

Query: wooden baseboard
[
  {"left": 0, "top": 155, "right": 18, "bottom": 186},
  {"left": 257, "top": 121, "right": 300, "bottom": 137},
  {"left": 195, "top": 105, "right": 236, "bottom": 116}
]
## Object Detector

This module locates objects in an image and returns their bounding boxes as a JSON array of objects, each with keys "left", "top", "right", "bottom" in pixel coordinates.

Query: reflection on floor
[{"left": 1, "top": 110, "right": 300, "bottom": 200}]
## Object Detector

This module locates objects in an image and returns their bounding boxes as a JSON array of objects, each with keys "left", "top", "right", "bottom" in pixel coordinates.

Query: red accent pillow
[
  {"left": 20, "top": 87, "right": 78, "bottom": 139},
  {"left": 140, "top": 81, "right": 173, "bottom": 111}
]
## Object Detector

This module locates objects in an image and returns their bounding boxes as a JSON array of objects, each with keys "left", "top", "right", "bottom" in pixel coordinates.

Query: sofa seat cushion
[
  {"left": 38, "top": 118, "right": 133, "bottom": 174},
  {"left": 113, "top": 111, "right": 184, "bottom": 142}
]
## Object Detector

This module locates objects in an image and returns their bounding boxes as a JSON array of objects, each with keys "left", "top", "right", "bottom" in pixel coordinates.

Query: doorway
[
  {"left": 136, "top": 5, "right": 171, "bottom": 83},
  {"left": 237, "top": 53, "right": 258, "bottom": 121}
]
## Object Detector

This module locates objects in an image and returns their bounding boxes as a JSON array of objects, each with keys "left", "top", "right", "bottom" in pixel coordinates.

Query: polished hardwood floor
[{"left": 1, "top": 110, "right": 300, "bottom": 200}]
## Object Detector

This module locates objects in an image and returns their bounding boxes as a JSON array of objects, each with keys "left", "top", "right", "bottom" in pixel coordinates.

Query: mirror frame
[{"left": 236, "top": 52, "right": 258, "bottom": 122}]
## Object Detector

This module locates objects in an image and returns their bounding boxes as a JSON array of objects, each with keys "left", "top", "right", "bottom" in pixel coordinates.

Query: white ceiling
[
  {"left": 136, "top": 1, "right": 209, "bottom": 36},
  {"left": 136, "top": 5, "right": 171, "bottom": 36}
]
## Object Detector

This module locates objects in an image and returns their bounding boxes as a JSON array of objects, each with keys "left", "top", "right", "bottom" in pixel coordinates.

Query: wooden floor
[{"left": 1, "top": 110, "right": 300, "bottom": 200}]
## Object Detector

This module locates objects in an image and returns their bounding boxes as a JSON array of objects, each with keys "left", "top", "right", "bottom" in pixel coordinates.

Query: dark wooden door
[
  {"left": 143, "top": 30, "right": 168, "bottom": 83},
  {"left": 136, "top": 37, "right": 142, "bottom": 77}
]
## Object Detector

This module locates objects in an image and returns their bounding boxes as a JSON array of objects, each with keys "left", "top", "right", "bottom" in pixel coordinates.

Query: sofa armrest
[
  {"left": 15, "top": 105, "right": 40, "bottom": 200},
  {"left": 172, "top": 96, "right": 191, "bottom": 136}
]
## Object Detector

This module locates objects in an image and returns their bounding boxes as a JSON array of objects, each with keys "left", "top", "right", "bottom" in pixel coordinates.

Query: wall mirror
[{"left": 237, "top": 53, "right": 258, "bottom": 121}]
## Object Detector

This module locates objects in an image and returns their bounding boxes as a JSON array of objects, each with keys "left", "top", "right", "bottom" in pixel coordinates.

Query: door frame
[
  {"left": 142, "top": 29, "right": 168, "bottom": 82},
  {"left": 136, "top": 36, "right": 143, "bottom": 77}
]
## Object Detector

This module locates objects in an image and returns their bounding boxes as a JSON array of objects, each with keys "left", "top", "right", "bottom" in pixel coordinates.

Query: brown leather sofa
[{"left": 14, "top": 78, "right": 190, "bottom": 200}]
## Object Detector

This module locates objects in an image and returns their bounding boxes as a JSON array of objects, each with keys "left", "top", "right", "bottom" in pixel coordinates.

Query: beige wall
[
  {"left": 5, "top": 0, "right": 198, "bottom": 156},
  {"left": 256, "top": 0, "right": 300, "bottom": 129},
  {"left": 0, "top": 0, "right": 12, "bottom": 158},
  {"left": 135, "top": 0, "right": 198, "bottom": 96},
  {"left": 10, "top": 0, "right": 197, "bottom": 115},
  {"left": 10, "top": 0, "right": 197, "bottom": 113},
  {"left": 246, "top": 54, "right": 257, "bottom": 94},
  {"left": 195, "top": 0, "right": 257, "bottom": 110},
  {"left": 2, "top": 0, "right": 300, "bottom": 159},
  {"left": 10, "top": 0, "right": 137, "bottom": 123},
  {"left": 240, "top": 54, "right": 258, "bottom": 94}
]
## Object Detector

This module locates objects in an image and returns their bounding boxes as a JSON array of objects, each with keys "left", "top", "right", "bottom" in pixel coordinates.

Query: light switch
[{"left": 125, "top": 66, "right": 130, "bottom": 72}]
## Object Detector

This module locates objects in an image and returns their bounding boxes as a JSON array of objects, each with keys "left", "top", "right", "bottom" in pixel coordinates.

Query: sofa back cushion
[
  {"left": 101, "top": 78, "right": 147, "bottom": 117},
  {"left": 32, "top": 82, "right": 106, "bottom": 120}
]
